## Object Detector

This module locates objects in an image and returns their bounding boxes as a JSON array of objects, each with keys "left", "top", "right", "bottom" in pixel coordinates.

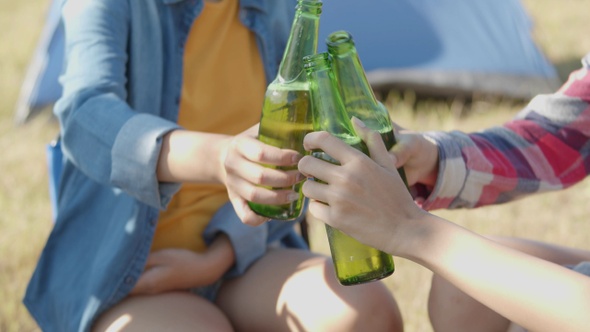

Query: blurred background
[{"left": 1, "top": 0, "right": 589, "bottom": 331}]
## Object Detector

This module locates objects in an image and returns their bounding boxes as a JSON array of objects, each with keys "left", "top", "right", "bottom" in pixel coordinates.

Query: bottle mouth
[
  {"left": 326, "top": 31, "right": 354, "bottom": 46},
  {"left": 326, "top": 31, "right": 355, "bottom": 54},
  {"left": 297, "top": 0, "right": 323, "bottom": 13},
  {"left": 303, "top": 52, "right": 331, "bottom": 71}
]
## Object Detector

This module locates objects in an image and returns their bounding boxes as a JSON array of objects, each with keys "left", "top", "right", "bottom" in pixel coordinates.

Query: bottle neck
[
  {"left": 304, "top": 53, "right": 356, "bottom": 137},
  {"left": 328, "top": 33, "right": 379, "bottom": 108},
  {"left": 277, "top": 1, "right": 322, "bottom": 83}
]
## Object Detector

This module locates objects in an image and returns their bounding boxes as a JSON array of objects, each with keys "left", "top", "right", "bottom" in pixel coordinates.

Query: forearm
[
  {"left": 191, "top": 234, "right": 237, "bottom": 286},
  {"left": 405, "top": 214, "right": 590, "bottom": 332},
  {"left": 206, "top": 233, "right": 236, "bottom": 276},
  {"left": 157, "top": 129, "right": 229, "bottom": 184}
]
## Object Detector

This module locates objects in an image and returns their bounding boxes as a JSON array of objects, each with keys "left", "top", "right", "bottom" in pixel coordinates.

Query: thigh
[
  {"left": 429, "top": 236, "right": 590, "bottom": 332},
  {"left": 216, "top": 248, "right": 402, "bottom": 332},
  {"left": 428, "top": 273, "right": 512, "bottom": 332},
  {"left": 92, "top": 291, "right": 233, "bottom": 332}
]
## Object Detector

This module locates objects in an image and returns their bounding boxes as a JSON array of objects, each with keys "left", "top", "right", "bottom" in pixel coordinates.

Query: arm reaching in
[
  {"left": 390, "top": 55, "right": 590, "bottom": 211},
  {"left": 298, "top": 117, "right": 590, "bottom": 332}
]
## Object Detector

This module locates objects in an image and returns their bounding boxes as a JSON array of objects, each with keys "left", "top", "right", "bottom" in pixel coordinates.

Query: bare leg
[
  {"left": 428, "top": 274, "right": 511, "bottom": 332},
  {"left": 92, "top": 291, "right": 233, "bottom": 332},
  {"left": 216, "top": 248, "right": 403, "bottom": 332},
  {"left": 428, "top": 236, "right": 590, "bottom": 332}
]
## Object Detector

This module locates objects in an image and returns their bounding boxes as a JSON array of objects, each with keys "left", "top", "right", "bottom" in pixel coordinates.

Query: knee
[
  {"left": 428, "top": 272, "right": 476, "bottom": 318},
  {"left": 428, "top": 274, "right": 510, "bottom": 332},
  {"left": 428, "top": 273, "right": 454, "bottom": 312},
  {"left": 427, "top": 273, "right": 449, "bottom": 327},
  {"left": 346, "top": 281, "right": 404, "bottom": 332}
]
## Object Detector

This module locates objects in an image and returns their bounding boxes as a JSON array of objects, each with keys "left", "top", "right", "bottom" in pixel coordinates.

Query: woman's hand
[
  {"left": 131, "top": 234, "right": 235, "bottom": 294},
  {"left": 218, "top": 124, "right": 304, "bottom": 226},
  {"left": 297, "top": 117, "right": 426, "bottom": 254},
  {"left": 156, "top": 125, "right": 304, "bottom": 227}
]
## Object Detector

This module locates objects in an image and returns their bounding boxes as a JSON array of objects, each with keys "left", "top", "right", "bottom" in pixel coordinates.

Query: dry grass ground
[{"left": 0, "top": 0, "right": 589, "bottom": 331}]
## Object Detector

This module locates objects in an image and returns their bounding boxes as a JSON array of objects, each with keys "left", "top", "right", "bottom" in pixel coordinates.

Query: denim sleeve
[
  {"left": 203, "top": 202, "right": 268, "bottom": 278},
  {"left": 203, "top": 202, "right": 308, "bottom": 278},
  {"left": 56, "top": 0, "right": 180, "bottom": 209}
]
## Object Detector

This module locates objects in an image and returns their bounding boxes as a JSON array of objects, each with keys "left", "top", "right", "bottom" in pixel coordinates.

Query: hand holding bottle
[
  {"left": 304, "top": 53, "right": 394, "bottom": 285},
  {"left": 247, "top": 0, "right": 322, "bottom": 220},
  {"left": 155, "top": 125, "right": 303, "bottom": 226},
  {"left": 298, "top": 117, "right": 425, "bottom": 255},
  {"left": 220, "top": 124, "right": 304, "bottom": 226}
]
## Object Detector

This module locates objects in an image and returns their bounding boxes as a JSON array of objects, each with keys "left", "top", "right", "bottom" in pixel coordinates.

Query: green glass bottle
[
  {"left": 303, "top": 52, "right": 394, "bottom": 285},
  {"left": 327, "top": 30, "right": 409, "bottom": 187},
  {"left": 248, "top": 0, "right": 322, "bottom": 220}
]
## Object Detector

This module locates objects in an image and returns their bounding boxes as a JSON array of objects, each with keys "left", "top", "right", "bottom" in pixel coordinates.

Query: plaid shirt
[{"left": 422, "top": 53, "right": 590, "bottom": 210}]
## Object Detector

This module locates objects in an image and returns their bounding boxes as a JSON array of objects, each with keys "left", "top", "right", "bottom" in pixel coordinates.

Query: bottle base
[
  {"left": 248, "top": 201, "right": 303, "bottom": 221},
  {"left": 338, "top": 269, "right": 394, "bottom": 286}
]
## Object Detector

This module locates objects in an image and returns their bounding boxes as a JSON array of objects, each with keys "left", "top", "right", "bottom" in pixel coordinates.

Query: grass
[
  {"left": 1, "top": 0, "right": 58, "bottom": 331},
  {"left": 0, "top": 0, "right": 588, "bottom": 331}
]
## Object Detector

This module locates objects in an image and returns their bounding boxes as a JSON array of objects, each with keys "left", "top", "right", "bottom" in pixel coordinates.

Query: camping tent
[
  {"left": 15, "top": 0, "right": 561, "bottom": 124},
  {"left": 317, "top": 0, "right": 561, "bottom": 99},
  {"left": 14, "top": 0, "right": 64, "bottom": 125}
]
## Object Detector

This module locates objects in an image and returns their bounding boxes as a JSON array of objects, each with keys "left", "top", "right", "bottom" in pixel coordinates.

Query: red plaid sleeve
[{"left": 422, "top": 53, "right": 590, "bottom": 210}]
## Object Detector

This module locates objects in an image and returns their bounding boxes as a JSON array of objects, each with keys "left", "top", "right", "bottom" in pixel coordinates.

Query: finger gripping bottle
[
  {"left": 304, "top": 52, "right": 394, "bottom": 285},
  {"left": 247, "top": 0, "right": 323, "bottom": 220},
  {"left": 327, "top": 30, "right": 409, "bottom": 187}
]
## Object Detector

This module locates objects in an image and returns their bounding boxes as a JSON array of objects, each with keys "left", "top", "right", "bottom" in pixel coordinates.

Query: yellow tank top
[{"left": 152, "top": 0, "right": 266, "bottom": 253}]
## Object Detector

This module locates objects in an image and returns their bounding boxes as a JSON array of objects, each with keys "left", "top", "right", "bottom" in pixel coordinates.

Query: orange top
[{"left": 152, "top": 0, "right": 266, "bottom": 253}]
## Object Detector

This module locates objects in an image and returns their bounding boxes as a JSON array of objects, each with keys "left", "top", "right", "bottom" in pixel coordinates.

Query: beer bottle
[
  {"left": 327, "top": 30, "right": 409, "bottom": 187},
  {"left": 248, "top": 0, "right": 322, "bottom": 220},
  {"left": 303, "top": 52, "right": 394, "bottom": 285}
]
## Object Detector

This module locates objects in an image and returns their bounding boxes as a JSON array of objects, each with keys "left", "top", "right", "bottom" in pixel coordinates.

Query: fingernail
[
  {"left": 292, "top": 154, "right": 303, "bottom": 164},
  {"left": 351, "top": 116, "right": 366, "bottom": 128},
  {"left": 296, "top": 172, "right": 306, "bottom": 182}
]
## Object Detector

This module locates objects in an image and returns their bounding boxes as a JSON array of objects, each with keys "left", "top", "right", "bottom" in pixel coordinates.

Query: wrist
[
  {"left": 206, "top": 233, "right": 236, "bottom": 276},
  {"left": 157, "top": 130, "right": 230, "bottom": 183},
  {"left": 386, "top": 208, "right": 433, "bottom": 259},
  {"left": 214, "top": 136, "right": 231, "bottom": 185}
]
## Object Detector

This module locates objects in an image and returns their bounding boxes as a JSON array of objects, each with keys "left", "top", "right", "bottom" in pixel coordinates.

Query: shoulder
[{"left": 62, "top": 0, "right": 130, "bottom": 21}]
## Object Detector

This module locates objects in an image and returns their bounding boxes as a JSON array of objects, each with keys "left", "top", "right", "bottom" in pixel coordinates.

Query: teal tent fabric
[
  {"left": 14, "top": 0, "right": 64, "bottom": 124},
  {"left": 318, "top": 0, "right": 560, "bottom": 98}
]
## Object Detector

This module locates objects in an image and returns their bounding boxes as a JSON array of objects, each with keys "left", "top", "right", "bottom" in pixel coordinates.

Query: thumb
[
  {"left": 130, "top": 267, "right": 162, "bottom": 295},
  {"left": 389, "top": 132, "right": 414, "bottom": 169},
  {"left": 391, "top": 120, "right": 405, "bottom": 133},
  {"left": 351, "top": 117, "right": 397, "bottom": 172}
]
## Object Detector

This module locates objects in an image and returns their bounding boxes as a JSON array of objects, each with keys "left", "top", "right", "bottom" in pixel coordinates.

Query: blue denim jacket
[{"left": 24, "top": 1, "right": 306, "bottom": 331}]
